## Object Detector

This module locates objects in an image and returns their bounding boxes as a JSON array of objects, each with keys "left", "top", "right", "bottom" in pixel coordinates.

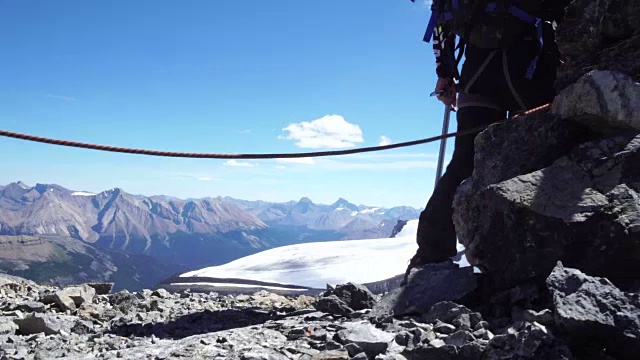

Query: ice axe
[{"left": 431, "top": 90, "right": 452, "bottom": 188}]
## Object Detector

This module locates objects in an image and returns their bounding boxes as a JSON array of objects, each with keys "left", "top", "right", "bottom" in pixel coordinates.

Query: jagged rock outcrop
[
  {"left": 555, "top": 0, "right": 640, "bottom": 90},
  {"left": 390, "top": 220, "right": 408, "bottom": 238},
  {"left": 453, "top": 70, "right": 640, "bottom": 289}
]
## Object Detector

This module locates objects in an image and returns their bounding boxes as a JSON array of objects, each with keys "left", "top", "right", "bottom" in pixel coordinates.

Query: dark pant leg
[{"left": 414, "top": 106, "right": 506, "bottom": 263}]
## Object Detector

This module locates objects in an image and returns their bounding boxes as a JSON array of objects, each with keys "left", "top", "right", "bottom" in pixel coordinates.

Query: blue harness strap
[
  {"left": 508, "top": 6, "right": 544, "bottom": 79},
  {"left": 423, "top": 10, "right": 440, "bottom": 43},
  {"left": 478, "top": 2, "right": 545, "bottom": 79}
]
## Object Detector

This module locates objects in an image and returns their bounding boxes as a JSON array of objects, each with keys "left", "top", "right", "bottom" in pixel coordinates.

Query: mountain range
[{"left": 0, "top": 181, "right": 420, "bottom": 290}]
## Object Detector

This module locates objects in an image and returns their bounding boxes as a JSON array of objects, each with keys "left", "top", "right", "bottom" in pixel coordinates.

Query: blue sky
[{"left": 0, "top": 0, "right": 453, "bottom": 208}]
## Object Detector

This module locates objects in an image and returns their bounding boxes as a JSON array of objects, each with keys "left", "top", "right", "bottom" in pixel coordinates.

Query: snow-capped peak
[
  {"left": 16, "top": 181, "right": 30, "bottom": 189},
  {"left": 72, "top": 191, "right": 96, "bottom": 196},
  {"left": 359, "top": 207, "right": 383, "bottom": 214}
]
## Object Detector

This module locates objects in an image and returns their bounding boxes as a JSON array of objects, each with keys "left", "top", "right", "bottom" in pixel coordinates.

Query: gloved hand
[{"left": 434, "top": 77, "right": 457, "bottom": 111}]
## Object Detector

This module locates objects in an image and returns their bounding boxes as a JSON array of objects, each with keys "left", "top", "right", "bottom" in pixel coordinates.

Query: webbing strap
[
  {"left": 508, "top": 6, "right": 544, "bottom": 79},
  {"left": 482, "top": 3, "right": 544, "bottom": 79},
  {"left": 525, "top": 19, "right": 544, "bottom": 79},
  {"left": 423, "top": 10, "right": 439, "bottom": 43},
  {"left": 507, "top": 5, "right": 537, "bottom": 24}
]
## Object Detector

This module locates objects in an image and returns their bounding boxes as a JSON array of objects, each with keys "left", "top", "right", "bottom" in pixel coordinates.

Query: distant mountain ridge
[
  {"left": 0, "top": 182, "right": 420, "bottom": 241},
  {"left": 219, "top": 196, "right": 420, "bottom": 235},
  {"left": 0, "top": 181, "right": 420, "bottom": 290},
  {"left": 0, "top": 182, "right": 266, "bottom": 242}
]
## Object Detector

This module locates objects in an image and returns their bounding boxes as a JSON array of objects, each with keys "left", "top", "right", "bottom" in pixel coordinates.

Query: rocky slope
[
  {"left": 1, "top": 261, "right": 637, "bottom": 360},
  {"left": 0, "top": 235, "right": 186, "bottom": 292}
]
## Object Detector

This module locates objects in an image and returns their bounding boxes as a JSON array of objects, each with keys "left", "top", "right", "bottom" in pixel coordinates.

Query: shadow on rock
[
  {"left": 370, "top": 262, "right": 477, "bottom": 319},
  {"left": 108, "top": 308, "right": 275, "bottom": 340}
]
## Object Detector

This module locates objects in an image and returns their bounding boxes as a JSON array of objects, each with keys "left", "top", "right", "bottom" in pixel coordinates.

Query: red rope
[
  {"left": 0, "top": 103, "right": 552, "bottom": 159},
  {"left": 513, "top": 102, "right": 553, "bottom": 118}
]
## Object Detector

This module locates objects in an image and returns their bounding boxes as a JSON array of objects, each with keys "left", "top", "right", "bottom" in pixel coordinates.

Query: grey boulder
[
  {"left": 335, "top": 321, "right": 395, "bottom": 358},
  {"left": 553, "top": 70, "right": 640, "bottom": 132},
  {"left": 13, "top": 313, "right": 77, "bottom": 335},
  {"left": 371, "top": 262, "right": 477, "bottom": 318},
  {"left": 547, "top": 262, "right": 640, "bottom": 360},
  {"left": 324, "top": 282, "right": 377, "bottom": 311}
]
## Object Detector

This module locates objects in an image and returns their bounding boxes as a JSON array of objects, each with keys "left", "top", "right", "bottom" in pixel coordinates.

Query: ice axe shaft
[{"left": 435, "top": 105, "right": 451, "bottom": 187}]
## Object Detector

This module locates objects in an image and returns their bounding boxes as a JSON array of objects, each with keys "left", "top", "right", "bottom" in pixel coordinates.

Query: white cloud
[
  {"left": 45, "top": 94, "right": 77, "bottom": 101},
  {"left": 197, "top": 177, "right": 215, "bottom": 181},
  {"left": 276, "top": 157, "right": 316, "bottom": 165},
  {"left": 276, "top": 165, "right": 286, "bottom": 169},
  {"left": 223, "top": 160, "right": 256, "bottom": 167},
  {"left": 280, "top": 115, "right": 364, "bottom": 149},
  {"left": 240, "top": 129, "right": 251, "bottom": 134},
  {"left": 378, "top": 136, "right": 393, "bottom": 146}
]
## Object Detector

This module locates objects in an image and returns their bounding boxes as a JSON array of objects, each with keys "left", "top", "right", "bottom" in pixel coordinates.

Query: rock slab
[{"left": 553, "top": 70, "right": 640, "bottom": 132}]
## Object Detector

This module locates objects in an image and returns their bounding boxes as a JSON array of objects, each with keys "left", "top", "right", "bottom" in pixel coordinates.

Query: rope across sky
[{"left": 0, "top": 103, "right": 551, "bottom": 160}]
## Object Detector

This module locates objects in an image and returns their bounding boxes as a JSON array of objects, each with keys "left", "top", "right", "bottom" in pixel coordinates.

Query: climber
[{"left": 405, "top": 0, "right": 573, "bottom": 278}]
